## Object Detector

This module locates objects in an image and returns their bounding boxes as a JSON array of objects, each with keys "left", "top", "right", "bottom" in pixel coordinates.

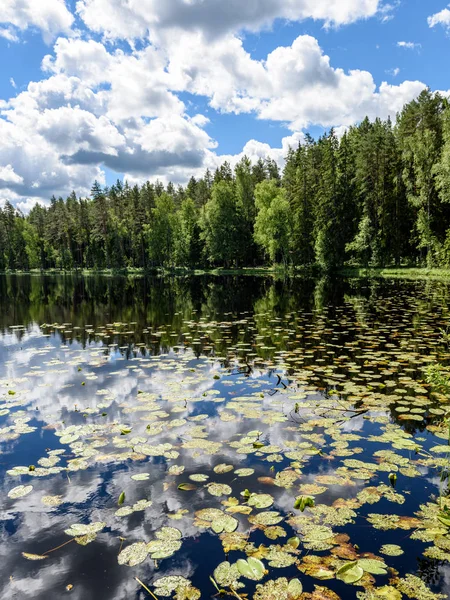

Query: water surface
[{"left": 1, "top": 274, "right": 450, "bottom": 600}]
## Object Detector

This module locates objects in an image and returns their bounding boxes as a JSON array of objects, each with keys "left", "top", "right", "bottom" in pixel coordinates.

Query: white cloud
[
  {"left": 0, "top": 64, "right": 215, "bottom": 203},
  {"left": 167, "top": 32, "right": 427, "bottom": 129},
  {"left": 397, "top": 41, "right": 421, "bottom": 49},
  {"left": 428, "top": 6, "right": 450, "bottom": 30},
  {"left": 0, "top": 80, "right": 106, "bottom": 207},
  {"left": 0, "top": 27, "right": 19, "bottom": 42},
  {"left": 42, "top": 38, "right": 113, "bottom": 86},
  {"left": 0, "top": 3, "right": 440, "bottom": 207},
  {"left": 75, "top": 0, "right": 382, "bottom": 40},
  {"left": 0, "top": 164, "right": 24, "bottom": 185},
  {"left": 1, "top": 0, "right": 74, "bottom": 43},
  {"left": 9, "top": 77, "right": 16, "bottom": 89}
]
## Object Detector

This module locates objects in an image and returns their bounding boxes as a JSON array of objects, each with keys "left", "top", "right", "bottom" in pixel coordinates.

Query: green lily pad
[
  {"left": 118, "top": 542, "right": 149, "bottom": 567},
  {"left": 207, "top": 483, "right": 232, "bottom": 497},
  {"left": 336, "top": 561, "right": 364, "bottom": 584},
  {"left": 247, "top": 493, "right": 274, "bottom": 509},
  {"left": 357, "top": 558, "right": 388, "bottom": 575},
  {"left": 236, "top": 557, "right": 266, "bottom": 581}
]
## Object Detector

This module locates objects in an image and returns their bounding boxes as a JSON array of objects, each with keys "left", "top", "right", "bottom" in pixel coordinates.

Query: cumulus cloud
[
  {"left": 1, "top": 0, "right": 74, "bottom": 43},
  {"left": 0, "top": 63, "right": 215, "bottom": 204},
  {"left": 0, "top": 0, "right": 440, "bottom": 207},
  {"left": 428, "top": 6, "right": 450, "bottom": 30},
  {"left": 166, "top": 32, "right": 426, "bottom": 129},
  {"left": 75, "top": 0, "right": 383, "bottom": 40},
  {"left": 0, "top": 165, "right": 24, "bottom": 185}
]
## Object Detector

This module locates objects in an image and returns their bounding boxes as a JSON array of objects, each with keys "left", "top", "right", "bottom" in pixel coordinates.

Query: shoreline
[{"left": 1, "top": 266, "right": 450, "bottom": 280}]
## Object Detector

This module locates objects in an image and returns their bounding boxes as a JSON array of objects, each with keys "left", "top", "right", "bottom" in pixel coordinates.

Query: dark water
[{"left": 1, "top": 274, "right": 450, "bottom": 600}]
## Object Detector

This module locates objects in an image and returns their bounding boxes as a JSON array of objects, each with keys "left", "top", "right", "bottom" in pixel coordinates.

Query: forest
[{"left": 2, "top": 89, "right": 450, "bottom": 272}]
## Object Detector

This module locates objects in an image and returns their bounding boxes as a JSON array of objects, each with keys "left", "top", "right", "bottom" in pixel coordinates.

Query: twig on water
[
  {"left": 43, "top": 538, "right": 75, "bottom": 555},
  {"left": 135, "top": 577, "right": 159, "bottom": 600}
]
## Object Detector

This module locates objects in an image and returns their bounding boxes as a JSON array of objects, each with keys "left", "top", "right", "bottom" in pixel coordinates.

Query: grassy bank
[
  {"left": 338, "top": 267, "right": 450, "bottom": 280},
  {"left": 2, "top": 266, "right": 450, "bottom": 280}
]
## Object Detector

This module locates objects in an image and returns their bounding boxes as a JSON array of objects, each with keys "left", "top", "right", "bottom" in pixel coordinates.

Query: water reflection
[{"left": 1, "top": 275, "right": 450, "bottom": 599}]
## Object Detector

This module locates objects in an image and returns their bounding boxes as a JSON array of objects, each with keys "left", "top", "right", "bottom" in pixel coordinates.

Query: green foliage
[
  {"left": 425, "top": 364, "right": 450, "bottom": 394},
  {"left": 254, "top": 179, "right": 292, "bottom": 265},
  {"left": 147, "top": 193, "right": 177, "bottom": 268},
  {"left": 4, "top": 91, "right": 450, "bottom": 272},
  {"left": 201, "top": 180, "right": 244, "bottom": 267}
]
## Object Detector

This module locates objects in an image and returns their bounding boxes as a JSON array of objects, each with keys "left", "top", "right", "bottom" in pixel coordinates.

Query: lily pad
[
  {"left": 236, "top": 557, "right": 267, "bottom": 581},
  {"left": 336, "top": 561, "right": 364, "bottom": 584},
  {"left": 118, "top": 542, "right": 149, "bottom": 567},
  {"left": 8, "top": 485, "right": 33, "bottom": 499}
]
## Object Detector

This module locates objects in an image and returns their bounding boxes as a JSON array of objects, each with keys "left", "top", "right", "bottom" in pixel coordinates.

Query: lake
[{"left": 1, "top": 273, "right": 450, "bottom": 600}]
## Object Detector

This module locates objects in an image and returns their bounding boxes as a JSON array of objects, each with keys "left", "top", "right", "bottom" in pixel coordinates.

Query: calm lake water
[{"left": 1, "top": 274, "right": 450, "bottom": 600}]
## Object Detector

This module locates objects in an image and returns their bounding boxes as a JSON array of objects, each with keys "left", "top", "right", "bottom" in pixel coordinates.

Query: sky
[{"left": 1, "top": 0, "right": 450, "bottom": 212}]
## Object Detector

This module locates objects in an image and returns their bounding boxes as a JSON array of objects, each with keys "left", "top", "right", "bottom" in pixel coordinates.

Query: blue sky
[{"left": 0, "top": 0, "right": 449, "bottom": 209}]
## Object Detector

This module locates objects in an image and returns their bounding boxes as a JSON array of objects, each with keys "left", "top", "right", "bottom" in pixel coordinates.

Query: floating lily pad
[
  {"left": 207, "top": 483, "right": 232, "bottom": 497},
  {"left": 236, "top": 557, "right": 266, "bottom": 581},
  {"left": 336, "top": 561, "right": 364, "bottom": 584},
  {"left": 247, "top": 493, "right": 274, "bottom": 509},
  {"left": 8, "top": 485, "right": 33, "bottom": 499}
]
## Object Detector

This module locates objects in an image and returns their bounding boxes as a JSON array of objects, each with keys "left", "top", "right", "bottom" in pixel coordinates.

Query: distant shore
[{"left": 2, "top": 266, "right": 450, "bottom": 280}]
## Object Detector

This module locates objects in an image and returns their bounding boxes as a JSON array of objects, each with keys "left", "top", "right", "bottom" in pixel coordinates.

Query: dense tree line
[{"left": 2, "top": 90, "right": 450, "bottom": 272}]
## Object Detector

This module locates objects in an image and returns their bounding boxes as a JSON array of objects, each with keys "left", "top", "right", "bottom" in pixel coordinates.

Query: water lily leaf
[
  {"left": 213, "top": 463, "right": 234, "bottom": 474},
  {"left": 288, "top": 578, "right": 304, "bottom": 598},
  {"left": 336, "top": 561, "right": 364, "bottom": 584},
  {"left": 274, "top": 470, "right": 299, "bottom": 488},
  {"left": 75, "top": 533, "right": 97, "bottom": 546},
  {"left": 235, "top": 468, "right": 255, "bottom": 477},
  {"left": 115, "top": 506, "right": 134, "bottom": 517},
  {"left": 65, "top": 522, "right": 106, "bottom": 537},
  {"left": 361, "top": 586, "right": 402, "bottom": 599},
  {"left": 437, "top": 513, "right": 450, "bottom": 527},
  {"left": 168, "top": 509, "right": 189, "bottom": 520},
  {"left": 213, "top": 561, "right": 243, "bottom": 589},
  {"left": 379, "top": 544, "right": 404, "bottom": 557},
  {"left": 153, "top": 576, "right": 200, "bottom": 599},
  {"left": 287, "top": 536, "right": 301, "bottom": 549},
  {"left": 118, "top": 491, "right": 125, "bottom": 505},
  {"left": 247, "top": 493, "right": 274, "bottom": 509},
  {"left": 8, "top": 485, "right": 33, "bottom": 499},
  {"left": 249, "top": 511, "right": 283, "bottom": 526},
  {"left": 189, "top": 474, "right": 209, "bottom": 482},
  {"left": 254, "top": 577, "right": 303, "bottom": 600},
  {"left": 22, "top": 553, "right": 48, "bottom": 561},
  {"left": 264, "top": 525, "right": 287, "bottom": 540},
  {"left": 253, "top": 441, "right": 265, "bottom": 449},
  {"left": 147, "top": 527, "right": 182, "bottom": 560},
  {"left": 299, "top": 557, "right": 335, "bottom": 580},
  {"left": 195, "top": 508, "right": 224, "bottom": 522},
  {"left": 41, "top": 495, "right": 63, "bottom": 507},
  {"left": 207, "top": 483, "right": 232, "bottom": 497},
  {"left": 357, "top": 558, "right": 388, "bottom": 575},
  {"left": 397, "top": 574, "right": 446, "bottom": 600},
  {"left": 266, "top": 546, "right": 299, "bottom": 568},
  {"left": 118, "top": 542, "right": 149, "bottom": 566},
  {"left": 236, "top": 557, "right": 266, "bottom": 580},
  {"left": 169, "top": 465, "right": 185, "bottom": 476},
  {"left": 178, "top": 483, "right": 197, "bottom": 491},
  {"left": 211, "top": 514, "right": 239, "bottom": 534},
  {"left": 298, "top": 484, "right": 327, "bottom": 496}
]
